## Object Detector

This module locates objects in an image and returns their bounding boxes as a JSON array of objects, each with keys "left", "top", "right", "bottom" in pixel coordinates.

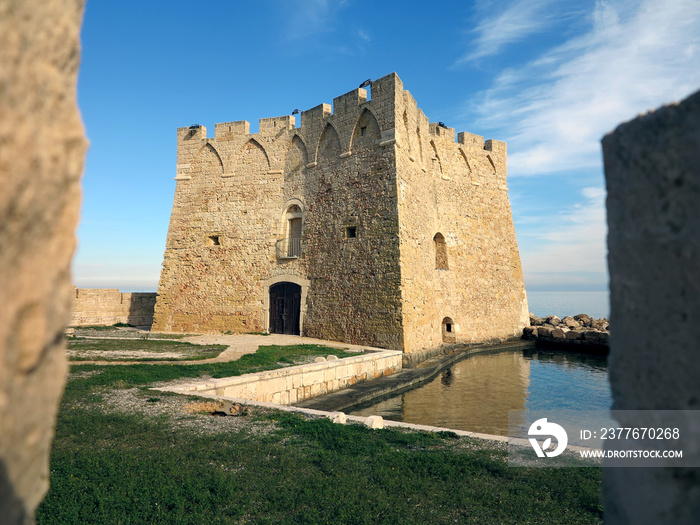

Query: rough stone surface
[
  {"left": 71, "top": 288, "right": 156, "bottom": 326},
  {"left": 0, "top": 0, "right": 87, "bottom": 522},
  {"left": 525, "top": 313, "right": 609, "bottom": 348},
  {"left": 365, "top": 415, "right": 384, "bottom": 429},
  {"left": 152, "top": 73, "right": 528, "bottom": 359},
  {"left": 602, "top": 90, "right": 700, "bottom": 524},
  {"left": 329, "top": 411, "right": 346, "bottom": 424}
]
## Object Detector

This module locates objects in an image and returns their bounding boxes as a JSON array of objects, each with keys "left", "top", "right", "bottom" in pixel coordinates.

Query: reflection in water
[{"left": 349, "top": 349, "right": 611, "bottom": 436}]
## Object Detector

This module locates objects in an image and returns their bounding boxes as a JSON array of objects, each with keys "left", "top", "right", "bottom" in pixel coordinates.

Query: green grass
[
  {"left": 61, "top": 345, "right": 358, "bottom": 403},
  {"left": 37, "top": 347, "right": 603, "bottom": 524},
  {"left": 67, "top": 338, "right": 229, "bottom": 361}
]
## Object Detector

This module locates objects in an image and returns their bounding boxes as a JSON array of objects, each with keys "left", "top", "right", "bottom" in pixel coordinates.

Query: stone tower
[{"left": 152, "top": 72, "right": 529, "bottom": 359}]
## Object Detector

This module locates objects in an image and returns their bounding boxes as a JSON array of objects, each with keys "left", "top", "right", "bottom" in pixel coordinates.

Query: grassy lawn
[
  {"left": 37, "top": 346, "right": 603, "bottom": 524},
  {"left": 67, "top": 338, "right": 229, "bottom": 361}
]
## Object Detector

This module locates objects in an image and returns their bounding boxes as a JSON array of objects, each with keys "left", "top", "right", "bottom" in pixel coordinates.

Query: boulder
[
  {"left": 565, "top": 330, "right": 584, "bottom": 341},
  {"left": 537, "top": 326, "right": 554, "bottom": 337},
  {"left": 562, "top": 316, "right": 581, "bottom": 329},
  {"left": 545, "top": 315, "right": 561, "bottom": 327},
  {"left": 329, "top": 411, "right": 346, "bottom": 424},
  {"left": 574, "top": 314, "right": 594, "bottom": 327},
  {"left": 529, "top": 314, "right": 543, "bottom": 326},
  {"left": 592, "top": 319, "right": 610, "bottom": 331},
  {"left": 552, "top": 328, "right": 567, "bottom": 339},
  {"left": 523, "top": 326, "right": 538, "bottom": 338},
  {"left": 365, "top": 415, "right": 384, "bottom": 429}
]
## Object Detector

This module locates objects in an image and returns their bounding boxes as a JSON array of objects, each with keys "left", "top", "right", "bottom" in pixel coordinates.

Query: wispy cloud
[
  {"left": 464, "top": 0, "right": 700, "bottom": 176},
  {"left": 281, "top": 0, "right": 350, "bottom": 41},
  {"left": 518, "top": 186, "right": 608, "bottom": 289},
  {"left": 356, "top": 28, "right": 370, "bottom": 42},
  {"left": 456, "top": 0, "right": 561, "bottom": 64}
]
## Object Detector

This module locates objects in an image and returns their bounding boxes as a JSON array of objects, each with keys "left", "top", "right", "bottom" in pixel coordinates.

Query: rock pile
[{"left": 523, "top": 313, "right": 609, "bottom": 349}]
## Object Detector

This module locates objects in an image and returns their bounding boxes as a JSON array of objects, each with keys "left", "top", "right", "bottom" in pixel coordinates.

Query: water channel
[{"left": 348, "top": 347, "right": 611, "bottom": 436}]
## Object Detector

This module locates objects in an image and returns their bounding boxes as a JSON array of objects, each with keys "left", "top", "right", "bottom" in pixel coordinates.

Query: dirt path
[{"left": 70, "top": 329, "right": 382, "bottom": 365}]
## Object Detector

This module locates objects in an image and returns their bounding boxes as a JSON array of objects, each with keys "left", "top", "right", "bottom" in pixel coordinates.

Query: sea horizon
[{"left": 526, "top": 290, "right": 610, "bottom": 320}]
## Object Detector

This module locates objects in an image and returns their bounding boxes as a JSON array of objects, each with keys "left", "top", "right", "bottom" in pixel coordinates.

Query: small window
[
  {"left": 345, "top": 226, "right": 357, "bottom": 238},
  {"left": 434, "top": 233, "right": 448, "bottom": 270},
  {"left": 209, "top": 235, "right": 221, "bottom": 246},
  {"left": 442, "top": 317, "right": 456, "bottom": 343},
  {"left": 360, "top": 126, "right": 367, "bottom": 136}
]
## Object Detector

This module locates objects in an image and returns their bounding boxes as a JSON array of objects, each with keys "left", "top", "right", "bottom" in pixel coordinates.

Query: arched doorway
[{"left": 269, "top": 282, "right": 301, "bottom": 335}]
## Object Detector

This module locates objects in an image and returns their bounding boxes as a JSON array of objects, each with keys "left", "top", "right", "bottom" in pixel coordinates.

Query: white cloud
[
  {"left": 456, "top": 0, "right": 561, "bottom": 63},
  {"left": 518, "top": 186, "right": 608, "bottom": 289},
  {"left": 282, "top": 0, "right": 350, "bottom": 41},
  {"left": 466, "top": 0, "right": 700, "bottom": 176}
]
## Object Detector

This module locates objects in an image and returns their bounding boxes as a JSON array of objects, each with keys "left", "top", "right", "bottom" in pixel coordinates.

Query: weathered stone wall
[
  {"left": 70, "top": 288, "right": 156, "bottom": 327},
  {"left": 602, "top": 90, "right": 700, "bottom": 523},
  {"left": 153, "top": 74, "right": 405, "bottom": 348},
  {"left": 153, "top": 72, "right": 528, "bottom": 356},
  {"left": 0, "top": 0, "right": 87, "bottom": 522},
  {"left": 157, "top": 350, "right": 403, "bottom": 405},
  {"left": 394, "top": 81, "right": 529, "bottom": 356}
]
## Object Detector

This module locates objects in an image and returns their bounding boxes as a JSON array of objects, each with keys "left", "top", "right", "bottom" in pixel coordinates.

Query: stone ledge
[{"left": 156, "top": 349, "right": 402, "bottom": 405}]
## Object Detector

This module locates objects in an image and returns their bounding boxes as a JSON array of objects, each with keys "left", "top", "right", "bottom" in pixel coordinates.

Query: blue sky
[{"left": 74, "top": 0, "right": 700, "bottom": 292}]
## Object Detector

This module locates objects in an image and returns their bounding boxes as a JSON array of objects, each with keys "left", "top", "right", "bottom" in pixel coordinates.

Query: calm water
[
  {"left": 349, "top": 348, "right": 611, "bottom": 436},
  {"left": 526, "top": 290, "right": 609, "bottom": 319}
]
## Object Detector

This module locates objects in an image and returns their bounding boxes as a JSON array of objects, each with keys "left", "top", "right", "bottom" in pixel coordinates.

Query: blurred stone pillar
[
  {"left": 603, "top": 91, "right": 700, "bottom": 523},
  {"left": 0, "top": 0, "right": 87, "bottom": 523}
]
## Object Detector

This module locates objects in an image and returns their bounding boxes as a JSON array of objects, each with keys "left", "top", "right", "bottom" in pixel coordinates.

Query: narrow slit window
[
  {"left": 346, "top": 226, "right": 357, "bottom": 238},
  {"left": 434, "top": 233, "right": 448, "bottom": 270},
  {"left": 209, "top": 235, "right": 221, "bottom": 246}
]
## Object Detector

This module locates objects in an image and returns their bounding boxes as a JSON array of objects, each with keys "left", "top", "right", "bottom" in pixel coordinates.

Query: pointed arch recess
[
  {"left": 233, "top": 138, "right": 270, "bottom": 176},
  {"left": 429, "top": 140, "right": 444, "bottom": 176},
  {"left": 416, "top": 126, "right": 424, "bottom": 163},
  {"left": 458, "top": 148, "right": 472, "bottom": 173},
  {"left": 284, "top": 135, "right": 308, "bottom": 177},
  {"left": 403, "top": 110, "right": 413, "bottom": 156},
  {"left": 193, "top": 143, "right": 224, "bottom": 175},
  {"left": 316, "top": 123, "right": 341, "bottom": 164},
  {"left": 486, "top": 154, "right": 496, "bottom": 173},
  {"left": 350, "top": 108, "right": 381, "bottom": 152}
]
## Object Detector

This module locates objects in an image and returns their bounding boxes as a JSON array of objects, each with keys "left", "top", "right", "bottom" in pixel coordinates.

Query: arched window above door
[{"left": 277, "top": 204, "right": 303, "bottom": 259}]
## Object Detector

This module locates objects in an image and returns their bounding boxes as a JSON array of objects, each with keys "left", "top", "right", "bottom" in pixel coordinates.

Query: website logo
[{"left": 528, "top": 418, "right": 568, "bottom": 458}]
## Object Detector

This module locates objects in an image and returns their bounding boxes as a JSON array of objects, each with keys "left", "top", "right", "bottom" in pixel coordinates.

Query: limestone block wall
[
  {"left": 602, "top": 91, "right": 700, "bottom": 523},
  {"left": 0, "top": 0, "right": 87, "bottom": 522},
  {"left": 395, "top": 87, "right": 528, "bottom": 356},
  {"left": 158, "top": 350, "right": 402, "bottom": 405},
  {"left": 70, "top": 288, "right": 156, "bottom": 327},
  {"left": 153, "top": 74, "right": 405, "bottom": 349},
  {"left": 302, "top": 74, "right": 404, "bottom": 349}
]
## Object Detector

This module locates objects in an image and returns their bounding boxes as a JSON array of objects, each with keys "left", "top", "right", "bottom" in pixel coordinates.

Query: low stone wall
[
  {"left": 156, "top": 350, "right": 403, "bottom": 405},
  {"left": 523, "top": 314, "right": 609, "bottom": 350},
  {"left": 71, "top": 288, "right": 157, "bottom": 327}
]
